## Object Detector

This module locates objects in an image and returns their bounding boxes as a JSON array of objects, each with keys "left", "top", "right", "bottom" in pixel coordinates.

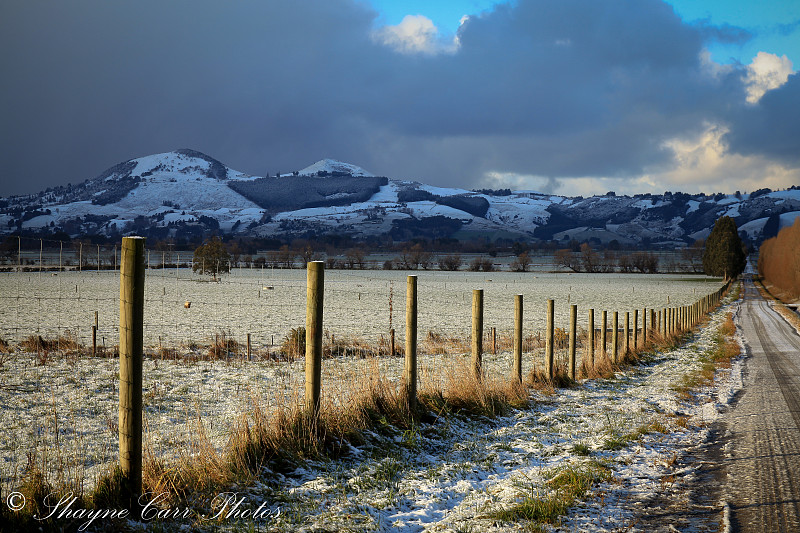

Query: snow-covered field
[
  {"left": 0, "top": 269, "right": 722, "bottom": 351},
  {"left": 0, "top": 276, "right": 738, "bottom": 531}
]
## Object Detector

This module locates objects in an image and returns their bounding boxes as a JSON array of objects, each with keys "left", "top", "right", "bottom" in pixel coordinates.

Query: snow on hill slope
[
  {"left": 4, "top": 149, "right": 800, "bottom": 245},
  {"left": 114, "top": 151, "right": 259, "bottom": 212},
  {"left": 298, "top": 159, "right": 374, "bottom": 177},
  {"left": 15, "top": 150, "right": 265, "bottom": 234}
]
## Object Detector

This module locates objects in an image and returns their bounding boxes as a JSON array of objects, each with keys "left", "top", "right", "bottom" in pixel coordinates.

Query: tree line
[
  {"left": 758, "top": 217, "right": 800, "bottom": 299},
  {"left": 553, "top": 245, "right": 661, "bottom": 273}
]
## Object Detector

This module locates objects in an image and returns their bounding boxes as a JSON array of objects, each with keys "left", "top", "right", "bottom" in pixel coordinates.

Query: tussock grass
[
  {"left": 206, "top": 332, "right": 240, "bottom": 360},
  {"left": 423, "top": 330, "right": 470, "bottom": 355},
  {"left": 602, "top": 419, "right": 667, "bottom": 451},
  {"left": 19, "top": 332, "right": 83, "bottom": 355},
  {"left": 420, "top": 358, "right": 531, "bottom": 417},
  {"left": 3, "top": 462, "right": 103, "bottom": 531},
  {"left": 570, "top": 442, "right": 591, "bottom": 456},
  {"left": 579, "top": 352, "right": 617, "bottom": 380},
  {"left": 490, "top": 461, "right": 612, "bottom": 527},
  {"left": 528, "top": 365, "right": 577, "bottom": 389}
]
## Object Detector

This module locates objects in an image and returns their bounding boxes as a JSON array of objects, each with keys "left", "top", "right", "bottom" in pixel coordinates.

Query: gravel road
[
  {"left": 632, "top": 279, "right": 800, "bottom": 532},
  {"left": 723, "top": 280, "right": 800, "bottom": 531}
]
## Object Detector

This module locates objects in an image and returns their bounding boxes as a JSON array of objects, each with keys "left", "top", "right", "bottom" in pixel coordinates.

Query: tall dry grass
[
  {"left": 759, "top": 217, "right": 800, "bottom": 300},
  {"left": 756, "top": 280, "right": 800, "bottom": 333},
  {"left": 134, "top": 356, "right": 532, "bottom": 509}
]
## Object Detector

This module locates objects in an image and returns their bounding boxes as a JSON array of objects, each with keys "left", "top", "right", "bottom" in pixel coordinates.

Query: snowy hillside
[
  {"left": 298, "top": 159, "right": 374, "bottom": 177},
  {"left": 2, "top": 150, "right": 800, "bottom": 246}
]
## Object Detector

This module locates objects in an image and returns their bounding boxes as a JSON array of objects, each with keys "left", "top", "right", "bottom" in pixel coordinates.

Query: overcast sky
[{"left": 1, "top": 0, "right": 798, "bottom": 197}]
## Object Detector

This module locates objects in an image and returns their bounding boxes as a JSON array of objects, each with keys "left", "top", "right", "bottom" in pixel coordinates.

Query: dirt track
[
  {"left": 722, "top": 280, "right": 800, "bottom": 531},
  {"left": 632, "top": 280, "right": 800, "bottom": 532}
]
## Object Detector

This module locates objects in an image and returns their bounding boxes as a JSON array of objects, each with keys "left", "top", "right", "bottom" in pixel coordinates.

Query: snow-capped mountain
[
  {"left": 297, "top": 159, "right": 374, "bottom": 177},
  {"left": 2, "top": 149, "right": 799, "bottom": 247}
]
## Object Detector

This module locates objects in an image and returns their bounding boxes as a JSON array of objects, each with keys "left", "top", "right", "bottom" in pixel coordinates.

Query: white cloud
[
  {"left": 699, "top": 49, "right": 736, "bottom": 80},
  {"left": 483, "top": 171, "right": 657, "bottom": 197},
  {"left": 483, "top": 121, "right": 800, "bottom": 197},
  {"left": 650, "top": 123, "right": 800, "bottom": 193},
  {"left": 373, "top": 14, "right": 458, "bottom": 55},
  {"left": 745, "top": 51, "right": 794, "bottom": 103}
]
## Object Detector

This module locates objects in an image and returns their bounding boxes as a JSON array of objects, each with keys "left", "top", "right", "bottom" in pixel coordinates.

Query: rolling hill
[{"left": 2, "top": 149, "right": 799, "bottom": 247}]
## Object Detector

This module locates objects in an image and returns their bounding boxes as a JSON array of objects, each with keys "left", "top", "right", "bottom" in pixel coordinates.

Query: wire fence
[{"left": 0, "top": 249, "right": 725, "bottom": 497}]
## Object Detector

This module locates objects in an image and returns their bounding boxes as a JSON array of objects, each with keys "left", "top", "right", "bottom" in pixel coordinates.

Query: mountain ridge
[{"left": 1, "top": 150, "right": 799, "bottom": 247}]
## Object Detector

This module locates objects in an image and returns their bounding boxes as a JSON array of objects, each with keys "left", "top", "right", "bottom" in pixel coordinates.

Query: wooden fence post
[
  {"left": 93, "top": 310, "right": 99, "bottom": 356},
  {"left": 650, "top": 309, "right": 656, "bottom": 342},
  {"left": 601, "top": 310, "right": 608, "bottom": 356},
  {"left": 671, "top": 308, "right": 676, "bottom": 336},
  {"left": 472, "top": 289, "right": 483, "bottom": 381},
  {"left": 569, "top": 304, "right": 577, "bottom": 380},
  {"left": 633, "top": 309, "right": 639, "bottom": 351},
  {"left": 119, "top": 236, "right": 145, "bottom": 509},
  {"left": 588, "top": 309, "right": 595, "bottom": 369},
  {"left": 405, "top": 275, "right": 418, "bottom": 410},
  {"left": 642, "top": 308, "right": 647, "bottom": 348},
  {"left": 305, "top": 261, "right": 324, "bottom": 417},
  {"left": 492, "top": 327, "right": 497, "bottom": 355},
  {"left": 546, "top": 299, "right": 554, "bottom": 380},
  {"left": 673, "top": 307, "right": 677, "bottom": 336},
  {"left": 624, "top": 311, "right": 630, "bottom": 358},
  {"left": 390, "top": 328, "right": 396, "bottom": 357},
  {"left": 247, "top": 333, "right": 251, "bottom": 361},
  {"left": 513, "top": 294, "right": 523, "bottom": 383},
  {"left": 612, "top": 311, "right": 619, "bottom": 363}
]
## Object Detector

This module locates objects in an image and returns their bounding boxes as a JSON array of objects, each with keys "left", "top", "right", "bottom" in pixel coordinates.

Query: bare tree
[
  {"left": 682, "top": 240, "right": 704, "bottom": 273},
  {"left": 397, "top": 243, "right": 430, "bottom": 270},
  {"left": 438, "top": 254, "right": 463, "bottom": 271},
  {"left": 580, "top": 244, "right": 601, "bottom": 273},
  {"left": 630, "top": 251, "right": 659, "bottom": 273},
  {"left": 510, "top": 251, "right": 532, "bottom": 272},
  {"left": 469, "top": 256, "right": 494, "bottom": 272},
  {"left": 345, "top": 248, "right": 365, "bottom": 269},
  {"left": 276, "top": 245, "right": 296, "bottom": 268},
  {"left": 555, "top": 249, "right": 580, "bottom": 272},
  {"left": 618, "top": 254, "right": 634, "bottom": 273}
]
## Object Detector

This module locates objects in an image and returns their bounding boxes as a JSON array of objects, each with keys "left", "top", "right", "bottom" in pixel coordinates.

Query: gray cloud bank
[{"left": 0, "top": 0, "right": 795, "bottom": 196}]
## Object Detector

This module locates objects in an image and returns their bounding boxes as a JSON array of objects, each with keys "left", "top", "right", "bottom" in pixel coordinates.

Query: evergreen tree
[
  {"left": 192, "top": 236, "right": 231, "bottom": 280},
  {"left": 702, "top": 216, "right": 746, "bottom": 279}
]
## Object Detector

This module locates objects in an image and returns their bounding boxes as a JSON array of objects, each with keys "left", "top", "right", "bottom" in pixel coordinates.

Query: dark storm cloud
[
  {"left": 695, "top": 20, "right": 753, "bottom": 45},
  {"left": 0, "top": 0, "right": 776, "bottom": 196},
  {"left": 725, "top": 72, "right": 800, "bottom": 165}
]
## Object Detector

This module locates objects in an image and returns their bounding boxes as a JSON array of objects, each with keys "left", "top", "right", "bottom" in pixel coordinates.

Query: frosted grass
[{"left": 0, "top": 269, "right": 722, "bottom": 350}]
